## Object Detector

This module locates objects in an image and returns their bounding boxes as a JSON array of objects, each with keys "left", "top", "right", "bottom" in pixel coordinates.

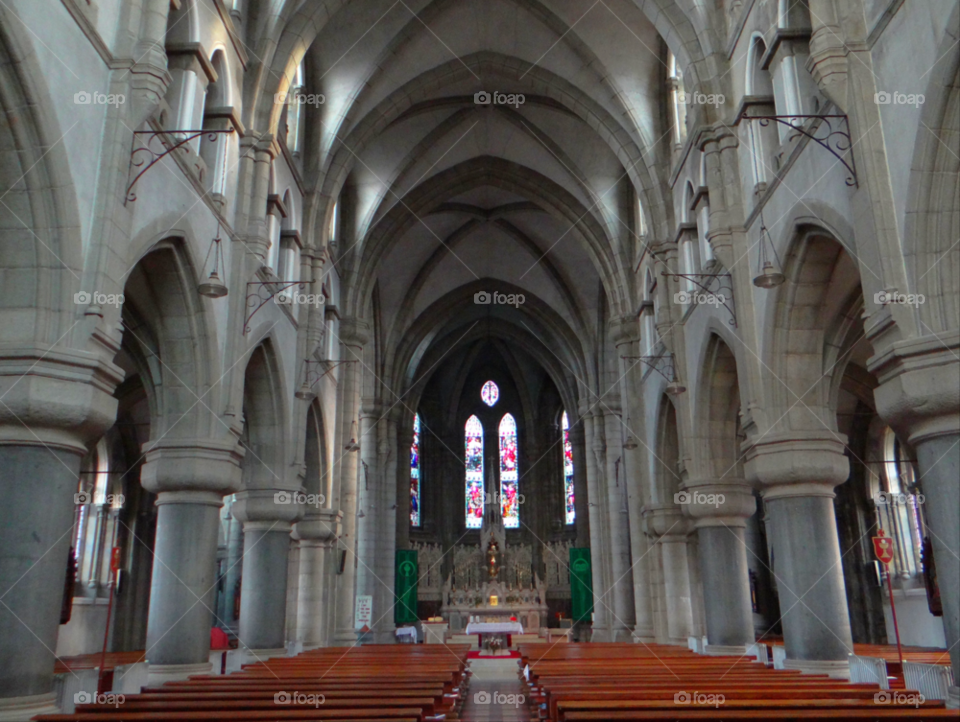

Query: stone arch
[
  {"left": 766, "top": 227, "right": 863, "bottom": 432},
  {"left": 240, "top": 340, "right": 287, "bottom": 488},
  {"left": 166, "top": 0, "right": 200, "bottom": 44},
  {"left": 303, "top": 401, "right": 327, "bottom": 500},
  {"left": 697, "top": 333, "right": 743, "bottom": 481},
  {"left": 0, "top": 13, "right": 84, "bottom": 347},
  {"left": 245, "top": 0, "right": 714, "bottom": 139},
  {"left": 347, "top": 157, "right": 629, "bottom": 320},
  {"left": 653, "top": 394, "right": 682, "bottom": 505},
  {"left": 903, "top": 9, "right": 960, "bottom": 336},
  {"left": 120, "top": 237, "right": 218, "bottom": 442},
  {"left": 312, "top": 52, "right": 668, "bottom": 239}
]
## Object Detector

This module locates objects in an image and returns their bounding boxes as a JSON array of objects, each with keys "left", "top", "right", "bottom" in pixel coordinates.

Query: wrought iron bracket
[
  {"left": 126, "top": 129, "right": 235, "bottom": 203},
  {"left": 244, "top": 279, "right": 314, "bottom": 334},
  {"left": 300, "top": 358, "right": 357, "bottom": 390},
  {"left": 621, "top": 353, "right": 679, "bottom": 385},
  {"left": 739, "top": 113, "right": 857, "bottom": 187},
  {"left": 662, "top": 272, "right": 737, "bottom": 327}
]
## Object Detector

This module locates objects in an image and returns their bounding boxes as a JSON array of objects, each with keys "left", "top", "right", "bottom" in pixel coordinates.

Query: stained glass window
[
  {"left": 481, "top": 380, "right": 499, "bottom": 406},
  {"left": 562, "top": 411, "right": 575, "bottom": 524},
  {"left": 499, "top": 414, "right": 520, "bottom": 528},
  {"left": 465, "top": 415, "right": 484, "bottom": 529},
  {"left": 410, "top": 414, "right": 421, "bottom": 527}
]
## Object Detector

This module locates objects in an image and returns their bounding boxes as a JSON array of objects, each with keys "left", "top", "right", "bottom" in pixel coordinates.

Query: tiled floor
[{"left": 460, "top": 658, "right": 532, "bottom": 721}]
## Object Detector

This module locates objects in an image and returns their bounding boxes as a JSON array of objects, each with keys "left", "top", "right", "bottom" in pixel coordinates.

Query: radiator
[
  {"left": 903, "top": 661, "right": 955, "bottom": 700},
  {"left": 849, "top": 655, "right": 889, "bottom": 689}
]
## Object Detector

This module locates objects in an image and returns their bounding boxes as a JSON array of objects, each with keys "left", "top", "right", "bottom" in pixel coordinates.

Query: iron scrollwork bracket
[
  {"left": 126, "top": 129, "right": 235, "bottom": 203},
  {"left": 621, "top": 353, "right": 678, "bottom": 384},
  {"left": 662, "top": 272, "right": 737, "bottom": 327},
  {"left": 244, "top": 279, "right": 314, "bottom": 335},
  {"left": 742, "top": 114, "right": 858, "bottom": 187}
]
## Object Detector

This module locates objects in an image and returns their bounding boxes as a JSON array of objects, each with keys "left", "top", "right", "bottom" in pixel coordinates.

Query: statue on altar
[{"left": 486, "top": 539, "right": 501, "bottom": 580}]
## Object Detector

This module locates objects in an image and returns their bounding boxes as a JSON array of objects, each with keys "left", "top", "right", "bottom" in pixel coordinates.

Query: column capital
[
  {"left": 743, "top": 432, "right": 848, "bottom": 500},
  {"left": 339, "top": 317, "right": 371, "bottom": 346},
  {"left": 678, "top": 478, "right": 756, "bottom": 528},
  {"left": 140, "top": 438, "right": 244, "bottom": 496},
  {"left": 296, "top": 508, "right": 343, "bottom": 542},
  {"left": 868, "top": 331, "right": 960, "bottom": 446},
  {"left": 232, "top": 487, "right": 303, "bottom": 526},
  {"left": 0, "top": 348, "right": 124, "bottom": 452},
  {"left": 642, "top": 504, "right": 692, "bottom": 540},
  {"left": 610, "top": 316, "right": 640, "bottom": 346}
]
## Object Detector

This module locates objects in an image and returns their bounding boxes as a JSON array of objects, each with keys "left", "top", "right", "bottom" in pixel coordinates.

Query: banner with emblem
[
  {"left": 570, "top": 547, "right": 593, "bottom": 623},
  {"left": 394, "top": 549, "right": 419, "bottom": 625}
]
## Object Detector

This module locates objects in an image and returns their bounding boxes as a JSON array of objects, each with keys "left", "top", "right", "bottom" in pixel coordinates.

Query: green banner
[
  {"left": 570, "top": 547, "right": 593, "bottom": 623},
  {"left": 394, "top": 549, "right": 419, "bottom": 625}
]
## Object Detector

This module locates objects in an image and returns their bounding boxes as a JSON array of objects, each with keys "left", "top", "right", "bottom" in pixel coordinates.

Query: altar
[{"left": 438, "top": 481, "right": 548, "bottom": 634}]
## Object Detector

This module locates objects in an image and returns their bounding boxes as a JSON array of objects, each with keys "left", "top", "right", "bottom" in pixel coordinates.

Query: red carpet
[{"left": 467, "top": 650, "right": 521, "bottom": 659}]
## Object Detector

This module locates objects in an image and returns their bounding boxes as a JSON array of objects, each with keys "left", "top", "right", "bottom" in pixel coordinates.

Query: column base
[
  {"left": 611, "top": 628, "right": 634, "bottom": 643},
  {"left": 241, "top": 648, "right": 288, "bottom": 666},
  {"left": 632, "top": 633, "right": 656, "bottom": 644},
  {"left": 947, "top": 686, "right": 959, "bottom": 709},
  {"left": 703, "top": 644, "right": 748, "bottom": 657},
  {"left": 333, "top": 630, "right": 359, "bottom": 645},
  {"left": 147, "top": 662, "right": 212, "bottom": 686},
  {"left": 0, "top": 692, "right": 58, "bottom": 722},
  {"left": 783, "top": 658, "right": 850, "bottom": 679},
  {"left": 588, "top": 626, "right": 611, "bottom": 642}
]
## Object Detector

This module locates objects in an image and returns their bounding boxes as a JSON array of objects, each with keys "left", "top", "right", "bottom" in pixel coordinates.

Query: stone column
[
  {"left": 332, "top": 318, "right": 369, "bottom": 644},
  {"left": 581, "top": 409, "right": 610, "bottom": 641},
  {"left": 140, "top": 440, "right": 243, "bottom": 685},
  {"left": 602, "top": 406, "right": 636, "bottom": 641},
  {"left": 871, "top": 339, "right": 960, "bottom": 706},
  {"left": 355, "top": 401, "right": 381, "bottom": 638},
  {"left": 684, "top": 482, "right": 756, "bottom": 652},
  {"left": 613, "top": 319, "right": 655, "bottom": 641},
  {"left": 376, "top": 415, "right": 399, "bottom": 644},
  {"left": 645, "top": 506, "right": 695, "bottom": 643},
  {"left": 745, "top": 433, "right": 853, "bottom": 678},
  {"left": 295, "top": 510, "right": 342, "bottom": 649}
]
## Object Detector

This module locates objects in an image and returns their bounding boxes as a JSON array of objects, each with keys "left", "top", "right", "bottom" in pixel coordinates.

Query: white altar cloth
[
  {"left": 395, "top": 626, "right": 418, "bottom": 640},
  {"left": 464, "top": 622, "right": 524, "bottom": 634}
]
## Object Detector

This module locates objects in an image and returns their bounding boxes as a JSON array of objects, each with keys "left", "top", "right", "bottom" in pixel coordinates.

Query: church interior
[{"left": 0, "top": 0, "right": 957, "bottom": 719}]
